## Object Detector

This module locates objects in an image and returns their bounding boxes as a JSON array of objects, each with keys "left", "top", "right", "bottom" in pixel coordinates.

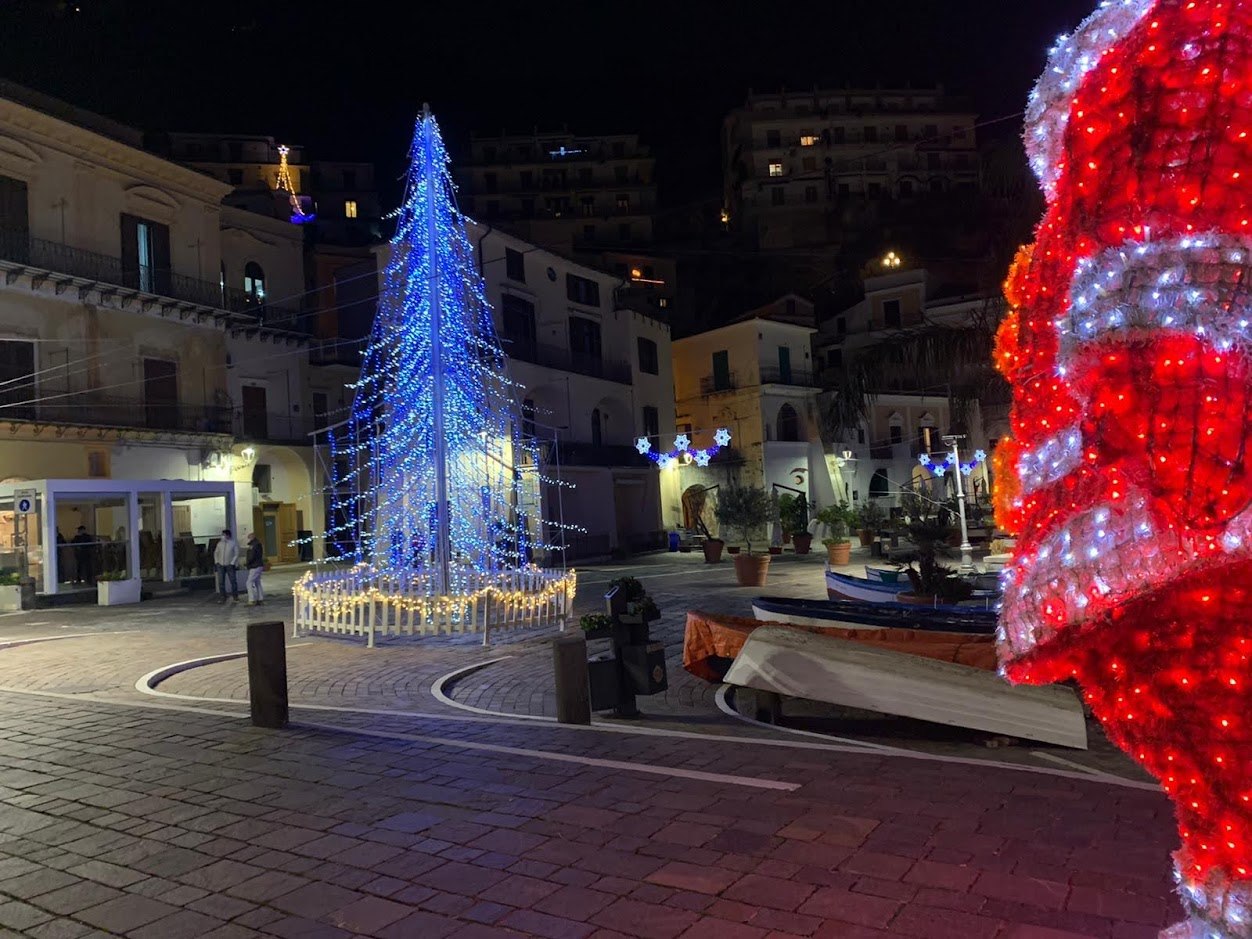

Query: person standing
[
  {"left": 213, "top": 529, "right": 240, "bottom": 602},
  {"left": 71, "top": 526, "right": 93, "bottom": 584},
  {"left": 244, "top": 532, "right": 265, "bottom": 606}
]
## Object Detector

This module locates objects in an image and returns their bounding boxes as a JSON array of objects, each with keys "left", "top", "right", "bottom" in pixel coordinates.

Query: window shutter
[
  {"left": 120, "top": 213, "right": 139, "bottom": 288},
  {"left": 151, "top": 221, "right": 172, "bottom": 296}
]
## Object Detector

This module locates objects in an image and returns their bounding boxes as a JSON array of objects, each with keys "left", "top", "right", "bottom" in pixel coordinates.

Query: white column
[
  {"left": 161, "top": 494, "right": 175, "bottom": 582},
  {"left": 127, "top": 491, "right": 140, "bottom": 582},
  {"left": 41, "top": 487, "right": 57, "bottom": 595}
]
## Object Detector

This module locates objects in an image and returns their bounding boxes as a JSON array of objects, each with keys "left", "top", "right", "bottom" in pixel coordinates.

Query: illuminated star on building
[
  {"left": 635, "top": 437, "right": 652, "bottom": 455},
  {"left": 713, "top": 428, "right": 732, "bottom": 448},
  {"left": 673, "top": 434, "right": 690, "bottom": 452}
]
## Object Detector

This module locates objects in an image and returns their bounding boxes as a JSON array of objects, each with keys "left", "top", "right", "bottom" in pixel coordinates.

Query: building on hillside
[
  {"left": 813, "top": 267, "right": 1001, "bottom": 514},
  {"left": 455, "top": 130, "right": 657, "bottom": 254},
  {"left": 151, "top": 131, "right": 381, "bottom": 372},
  {"left": 0, "top": 81, "right": 337, "bottom": 594},
  {"left": 722, "top": 87, "right": 981, "bottom": 251},
  {"left": 374, "top": 223, "right": 678, "bottom": 559},
  {"left": 670, "top": 295, "right": 842, "bottom": 539}
]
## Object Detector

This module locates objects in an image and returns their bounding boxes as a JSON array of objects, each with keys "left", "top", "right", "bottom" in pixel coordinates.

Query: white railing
[{"left": 292, "top": 566, "right": 576, "bottom": 647}]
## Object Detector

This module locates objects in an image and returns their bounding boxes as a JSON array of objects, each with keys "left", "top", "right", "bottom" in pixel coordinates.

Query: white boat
[
  {"left": 723, "top": 626, "right": 1088, "bottom": 749},
  {"left": 826, "top": 569, "right": 909, "bottom": 603}
]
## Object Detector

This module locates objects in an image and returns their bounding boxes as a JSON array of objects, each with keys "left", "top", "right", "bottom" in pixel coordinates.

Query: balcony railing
[
  {"left": 0, "top": 227, "right": 309, "bottom": 332},
  {"left": 309, "top": 337, "right": 366, "bottom": 367},
  {"left": 760, "top": 366, "right": 817, "bottom": 387},
  {"left": 235, "top": 409, "right": 346, "bottom": 444},
  {"left": 0, "top": 390, "right": 232, "bottom": 435},
  {"left": 542, "top": 441, "right": 650, "bottom": 467},
  {"left": 507, "top": 341, "right": 632, "bottom": 385},
  {"left": 699, "top": 372, "right": 737, "bottom": 394}
]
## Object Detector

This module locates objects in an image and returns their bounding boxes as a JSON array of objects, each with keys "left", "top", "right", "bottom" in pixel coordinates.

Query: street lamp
[
  {"left": 918, "top": 435, "right": 986, "bottom": 573},
  {"left": 881, "top": 251, "right": 902, "bottom": 269}
]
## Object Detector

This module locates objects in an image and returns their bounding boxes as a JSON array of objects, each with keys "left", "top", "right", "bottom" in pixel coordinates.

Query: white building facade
[{"left": 0, "top": 82, "right": 328, "bottom": 592}]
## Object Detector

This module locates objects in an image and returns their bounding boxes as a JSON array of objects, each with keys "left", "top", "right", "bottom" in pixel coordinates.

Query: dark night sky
[{"left": 1, "top": 0, "right": 1097, "bottom": 211}]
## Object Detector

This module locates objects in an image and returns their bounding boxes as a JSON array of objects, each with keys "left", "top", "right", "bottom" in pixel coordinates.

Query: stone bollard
[
  {"left": 246, "top": 621, "right": 288, "bottom": 729},
  {"left": 552, "top": 634, "right": 591, "bottom": 725}
]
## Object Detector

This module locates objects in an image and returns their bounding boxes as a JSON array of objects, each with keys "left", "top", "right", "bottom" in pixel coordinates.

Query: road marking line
[{"left": 296, "top": 719, "right": 800, "bottom": 791}]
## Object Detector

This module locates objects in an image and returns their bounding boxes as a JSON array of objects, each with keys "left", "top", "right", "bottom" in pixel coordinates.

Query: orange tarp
[{"left": 682, "top": 610, "right": 998, "bottom": 682}]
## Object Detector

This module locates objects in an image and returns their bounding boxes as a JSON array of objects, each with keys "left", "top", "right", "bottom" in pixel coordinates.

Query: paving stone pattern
[{"left": 0, "top": 689, "right": 1180, "bottom": 938}]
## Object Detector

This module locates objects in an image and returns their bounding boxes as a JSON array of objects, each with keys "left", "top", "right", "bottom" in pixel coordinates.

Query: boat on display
[
  {"left": 826, "top": 569, "right": 909, "bottom": 602},
  {"left": 863, "top": 566, "right": 906, "bottom": 583},
  {"left": 751, "top": 595, "right": 996, "bottom": 634},
  {"left": 825, "top": 569, "right": 1000, "bottom": 611}
]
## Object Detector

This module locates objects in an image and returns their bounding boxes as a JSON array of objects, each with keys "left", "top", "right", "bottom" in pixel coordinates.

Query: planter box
[
  {"left": 97, "top": 578, "right": 142, "bottom": 606},
  {"left": 0, "top": 584, "right": 22, "bottom": 612},
  {"left": 581, "top": 626, "right": 613, "bottom": 642}
]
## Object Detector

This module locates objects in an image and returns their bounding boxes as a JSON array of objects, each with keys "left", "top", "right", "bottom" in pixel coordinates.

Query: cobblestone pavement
[{"left": 0, "top": 689, "right": 1180, "bottom": 939}]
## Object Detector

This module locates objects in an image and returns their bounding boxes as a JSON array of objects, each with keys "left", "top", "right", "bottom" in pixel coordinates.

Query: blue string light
[
  {"left": 919, "top": 448, "right": 987, "bottom": 478},
  {"left": 635, "top": 428, "right": 732, "bottom": 469},
  {"left": 321, "top": 108, "right": 569, "bottom": 584}
]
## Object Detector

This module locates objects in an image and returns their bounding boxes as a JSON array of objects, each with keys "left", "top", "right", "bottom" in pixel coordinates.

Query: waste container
[{"left": 668, "top": 532, "right": 680, "bottom": 552}]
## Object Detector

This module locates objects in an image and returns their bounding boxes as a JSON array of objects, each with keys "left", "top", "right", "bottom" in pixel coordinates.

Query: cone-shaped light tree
[{"left": 325, "top": 108, "right": 552, "bottom": 592}]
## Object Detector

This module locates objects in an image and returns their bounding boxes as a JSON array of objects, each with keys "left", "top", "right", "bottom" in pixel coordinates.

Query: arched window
[
  {"left": 591, "top": 408, "right": 602, "bottom": 447},
  {"left": 243, "top": 262, "right": 266, "bottom": 304},
  {"left": 869, "top": 468, "right": 890, "bottom": 499},
  {"left": 776, "top": 403, "right": 800, "bottom": 442}
]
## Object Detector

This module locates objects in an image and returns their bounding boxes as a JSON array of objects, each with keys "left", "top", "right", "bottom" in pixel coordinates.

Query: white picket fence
[{"left": 292, "top": 566, "right": 575, "bottom": 647}]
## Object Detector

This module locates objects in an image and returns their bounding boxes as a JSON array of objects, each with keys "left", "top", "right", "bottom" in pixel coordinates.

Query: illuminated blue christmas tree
[{"left": 325, "top": 107, "right": 549, "bottom": 594}]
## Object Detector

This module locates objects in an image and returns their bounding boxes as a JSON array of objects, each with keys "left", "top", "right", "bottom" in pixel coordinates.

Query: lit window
[
  {"left": 768, "top": 162, "right": 784, "bottom": 177},
  {"left": 799, "top": 135, "right": 818, "bottom": 147},
  {"left": 344, "top": 200, "right": 358, "bottom": 218}
]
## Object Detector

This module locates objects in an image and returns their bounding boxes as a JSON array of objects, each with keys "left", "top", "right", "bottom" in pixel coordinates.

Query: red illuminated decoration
[{"left": 998, "top": 2, "right": 1252, "bottom": 935}]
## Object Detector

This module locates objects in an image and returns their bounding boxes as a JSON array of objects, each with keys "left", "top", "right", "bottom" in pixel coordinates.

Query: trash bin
[{"left": 668, "top": 532, "right": 680, "bottom": 552}]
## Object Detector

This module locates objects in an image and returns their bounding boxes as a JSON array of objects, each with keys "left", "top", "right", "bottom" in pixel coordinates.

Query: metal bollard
[
  {"left": 246, "top": 621, "right": 288, "bottom": 729},
  {"left": 552, "top": 634, "right": 591, "bottom": 725}
]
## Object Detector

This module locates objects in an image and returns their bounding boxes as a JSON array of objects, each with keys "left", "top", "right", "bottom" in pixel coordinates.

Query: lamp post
[{"left": 918, "top": 435, "right": 986, "bottom": 574}]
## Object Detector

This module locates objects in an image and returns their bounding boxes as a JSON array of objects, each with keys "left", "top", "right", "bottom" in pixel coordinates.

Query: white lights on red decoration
[
  {"left": 1023, "top": 0, "right": 1155, "bottom": 198},
  {"left": 1015, "top": 425, "right": 1084, "bottom": 494},
  {"left": 1063, "top": 234, "right": 1252, "bottom": 364}
]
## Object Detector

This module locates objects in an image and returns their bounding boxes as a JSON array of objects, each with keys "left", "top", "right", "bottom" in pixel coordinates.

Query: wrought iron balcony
[
  {"left": 0, "top": 227, "right": 309, "bottom": 332},
  {"left": 0, "top": 389, "right": 233, "bottom": 435},
  {"left": 759, "top": 366, "right": 818, "bottom": 387},
  {"left": 507, "top": 341, "right": 632, "bottom": 385},
  {"left": 309, "top": 336, "right": 366, "bottom": 367},
  {"left": 699, "top": 372, "right": 738, "bottom": 394}
]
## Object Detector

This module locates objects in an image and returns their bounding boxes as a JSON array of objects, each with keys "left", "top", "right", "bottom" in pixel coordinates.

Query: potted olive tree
[
  {"left": 715, "top": 484, "right": 777, "bottom": 587},
  {"left": 779, "top": 493, "right": 814, "bottom": 555},
  {"left": 817, "top": 502, "right": 856, "bottom": 566},
  {"left": 856, "top": 500, "right": 886, "bottom": 548}
]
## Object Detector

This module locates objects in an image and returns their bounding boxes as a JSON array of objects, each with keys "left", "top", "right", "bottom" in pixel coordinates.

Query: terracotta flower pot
[
  {"left": 727, "top": 546, "right": 741, "bottom": 555},
  {"left": 702, "top": 539, "right": 724, "bottom": 563},
  {"left": 858, "top": 529, "right": 875, "bottom": 547},
  {"left": 826, "top": 541, "right": 852, "bottom": 566},
  {"left": 732, "top": 553, "right": 771, "bottom": 587},
  {"left": 792, "top": 532, "right": 813, "bottom": 555}
]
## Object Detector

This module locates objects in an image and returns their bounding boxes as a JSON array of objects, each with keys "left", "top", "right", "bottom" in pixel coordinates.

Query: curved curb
[
  {"left": 129, "top": 648, "right": 1160, "bottom": 792},
  {"left": 428, "top": 655, "right": 556, "bottom": 722},
  {"left": 0, "top": 631, "right": 140, "bottom": 651}
]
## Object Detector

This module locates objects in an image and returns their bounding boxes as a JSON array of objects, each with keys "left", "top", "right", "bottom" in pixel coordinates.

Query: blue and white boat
[
  {"left": 826, "top": 569, "right": 909, "bottom": 603},
  {"left": 751, "top": 596, "right": 996, "bottom": 634}
]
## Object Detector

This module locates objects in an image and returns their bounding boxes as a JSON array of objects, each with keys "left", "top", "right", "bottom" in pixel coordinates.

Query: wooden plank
[{"left": 724, "top": 626, "right": 1087, "bottom": 749}]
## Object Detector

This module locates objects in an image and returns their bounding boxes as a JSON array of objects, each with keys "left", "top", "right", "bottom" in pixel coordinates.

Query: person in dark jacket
[
  {"left": 244, "top": 532, "right": 265, "bottom": 605},
  {"left": 71, "top": 526, "right": 93, "bottom": 584}
]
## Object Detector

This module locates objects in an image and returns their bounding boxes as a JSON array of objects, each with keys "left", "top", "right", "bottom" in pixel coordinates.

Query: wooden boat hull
[
  {"left": 753, "top": 596, "right": 996, "bottom": 635},
  {"left": 826, "top": 569, "right": 907, "bottom": 603},
  {"left": 724, "top": 626, "right": 1087, "bottom": 749},
  {"left": 683, "top": 610, "right": 997, "bottom": 679}
]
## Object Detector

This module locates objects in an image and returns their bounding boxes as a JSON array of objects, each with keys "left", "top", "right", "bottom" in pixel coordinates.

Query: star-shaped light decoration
[
  {"left": 973, "top": 449, "right": 987, "bottom": 462},
  {"left": 635, "top": 437, "right": 652, "bottom": 455},
  {"left": 673, "top": 433, "right": 690, "bottom": 452},
  {"left": 713, "top": 428, "right": 732, "bottom": 448},
  {"left": 918, "top": 453, "right": 932, "bottom": 466},
  {"left": 657, "top": 454, "right": 675, "bottom": 470},
  {"left": 933, "top": 465, "right": 947, "bottom": 477},
  {"left": 961, "top": 464, "right": 974, "bottom": 476},
  {"left": 694, "top": 449, "right": 711, "bottom": 467}
]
